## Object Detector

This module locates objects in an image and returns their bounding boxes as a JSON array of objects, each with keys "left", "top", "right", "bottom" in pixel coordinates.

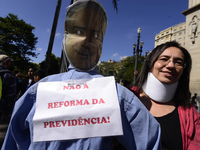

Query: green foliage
[
  {"left": 0, "top": 13, "right": 38, "bottom": 71},
  {"left": 119, "top": 56, "right": 134, "bottom": 83},
  {"left": 39, "top": 54, "right": 61, "bottom": 75},
  {"left": 98, "top": 55, "right": 146, "bottom": 86},
  {"left": 98, "top": 61, "right": 117, "bottom": 76}
]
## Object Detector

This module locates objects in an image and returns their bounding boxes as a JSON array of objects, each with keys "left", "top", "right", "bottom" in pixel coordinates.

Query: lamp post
[{"left": 133, "top": 28, "right": 144, "bottom": 85}]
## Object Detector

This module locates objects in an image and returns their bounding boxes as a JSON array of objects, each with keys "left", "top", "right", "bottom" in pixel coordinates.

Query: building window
[
  {"left": 174, "top": 29, "right": 177, "bottom": 32},
  {"left": 179, "top": 32, "right": 182, "bottom": 35},
  {"left": 157, "top": 36, "right": 159, "bottom": 39},
  {"left": 174, "top": 33, "right": 176, "bottom": 37},
  {"left": 179, "top": 27, "right": 182, "bottom": 30},
  {"left": 166, "top": 31, "right": 169, "bottom": 34},
  {"left": 161, "top": 33, "right": 164, "bottom": 36}
]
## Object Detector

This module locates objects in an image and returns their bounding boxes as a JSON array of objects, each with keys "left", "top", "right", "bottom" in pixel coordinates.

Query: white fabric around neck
[{"left": 142, "top": 72, "right": 178, "bottom": 103}]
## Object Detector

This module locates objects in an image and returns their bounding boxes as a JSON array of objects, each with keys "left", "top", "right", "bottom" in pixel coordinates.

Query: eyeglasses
[{"left": 157, "top": 57, "right": 186, "bottom": 68}]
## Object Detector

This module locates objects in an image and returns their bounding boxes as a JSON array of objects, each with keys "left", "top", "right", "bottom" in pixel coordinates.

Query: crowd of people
[
  {"left": 0, "top": 59, "right": 45, "bottom": 122},
  {"left": 1, "top": 0, "right": 200, "bottom": 150},
  {"left": 0, "top": 55, "right": 16, "bottom": 121}
]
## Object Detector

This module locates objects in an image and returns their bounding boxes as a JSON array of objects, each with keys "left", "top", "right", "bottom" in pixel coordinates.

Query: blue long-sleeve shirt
[{"left": 2, "top": 68, "right": 161, "bottom": 150}]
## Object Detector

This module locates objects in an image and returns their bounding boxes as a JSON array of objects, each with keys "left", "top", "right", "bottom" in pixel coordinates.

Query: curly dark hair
[{"left": 136, "top": 41, "right": 192, "bottom": 107}]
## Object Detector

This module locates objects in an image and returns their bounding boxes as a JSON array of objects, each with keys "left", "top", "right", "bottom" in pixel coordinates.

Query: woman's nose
[{"left": 166, "top": 60, "right": 175, "bottom": 68}]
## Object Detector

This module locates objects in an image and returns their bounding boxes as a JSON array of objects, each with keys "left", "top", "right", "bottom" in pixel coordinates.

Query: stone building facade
[
  {"left": 182, "top": 0, "right": 200, "bottom": 94},
  {"left": 155, "top": 22, "right": 186, "bottom": 48},
  {"left": 155, "top": 0, "right": 200, "bottom": 95}
]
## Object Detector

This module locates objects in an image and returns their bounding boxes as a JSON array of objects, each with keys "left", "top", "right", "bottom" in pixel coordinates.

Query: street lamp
[{"left": 133, "top": 27, "right": 144, "bottom": 85}]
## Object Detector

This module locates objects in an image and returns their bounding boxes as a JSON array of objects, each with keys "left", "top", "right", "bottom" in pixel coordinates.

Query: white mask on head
[
  {"left": 142, "top": 72, "right": 178, "bottom": 103},
  {"left": 64, "top": 0, "right": 107, "bottom": 71}
]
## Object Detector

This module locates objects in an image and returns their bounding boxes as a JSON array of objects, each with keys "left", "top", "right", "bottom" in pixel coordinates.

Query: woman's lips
[{"left": 162, "top": 71, "right": 174, "bottom": 77}]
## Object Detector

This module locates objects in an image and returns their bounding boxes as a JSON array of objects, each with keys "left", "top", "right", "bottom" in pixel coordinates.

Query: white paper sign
[{"left": 33, "top": 76, "right": 123, "bottom": 142}]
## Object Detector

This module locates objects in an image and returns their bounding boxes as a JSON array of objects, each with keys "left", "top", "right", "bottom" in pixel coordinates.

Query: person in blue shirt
[{"left": 2, "top": 0, "right": 161, "bottom": 149}]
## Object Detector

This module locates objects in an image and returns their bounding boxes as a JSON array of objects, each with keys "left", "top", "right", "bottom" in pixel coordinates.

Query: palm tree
[
  {"left": 112, "top": 0, "right": 119, "bottom": 13},
  {"left": 44, "top": 0, "right": 62, "bottom": 76}
]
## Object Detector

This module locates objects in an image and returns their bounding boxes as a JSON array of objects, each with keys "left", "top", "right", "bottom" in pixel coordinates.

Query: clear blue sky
[{"left": 0, "top": 0, "right": 188, "bottom": 63}]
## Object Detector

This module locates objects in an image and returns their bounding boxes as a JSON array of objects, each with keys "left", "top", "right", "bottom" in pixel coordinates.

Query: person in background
[
  {"left": 17, "top": 67, "right": 35, "bottom": 98},
  {"left": 14, "top": 70, "right": 22, "bottom": 100},
  {"left": 131, "top": 41, "right": 200, "bottom": 150},
  {"left": 33, "top": 69, "right": 45, "bottom": 83},
  {"left": 0, "top": 55, "right": 16, "bottom": 121},
  {"left": 2, "top": 1, "right": 161, "bottom": 149},
  {"left": 14, "top": 71, "right": 22, "bottom": 89},
  {"left": 123, "top": 80, "right": 132, "bottom": 91},
  {"left": 191, "top": 93, "right": 198, "bottom": 110}
]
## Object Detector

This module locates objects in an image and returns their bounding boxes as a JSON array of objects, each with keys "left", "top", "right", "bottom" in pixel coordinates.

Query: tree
[
  {"left": 112, "top": 0, "right": 119, "bottom": 13},
  {"left": 120, "top": 56, "right": 145, "bottom": 85},
  {"left": 44, "top": 0, "right": 62, "bottom": 76},
  {"left": 40, "top": 54, "right": 60, "bottom": 75},
  {"left": 97, "top": 55, "right": 145, "bottom": 86},
  {"left": 0, "top": 13, "right": 38, "bottom": 71},
  {"left": 118, "top": 56, "right": 134, "bottom": 84}
]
